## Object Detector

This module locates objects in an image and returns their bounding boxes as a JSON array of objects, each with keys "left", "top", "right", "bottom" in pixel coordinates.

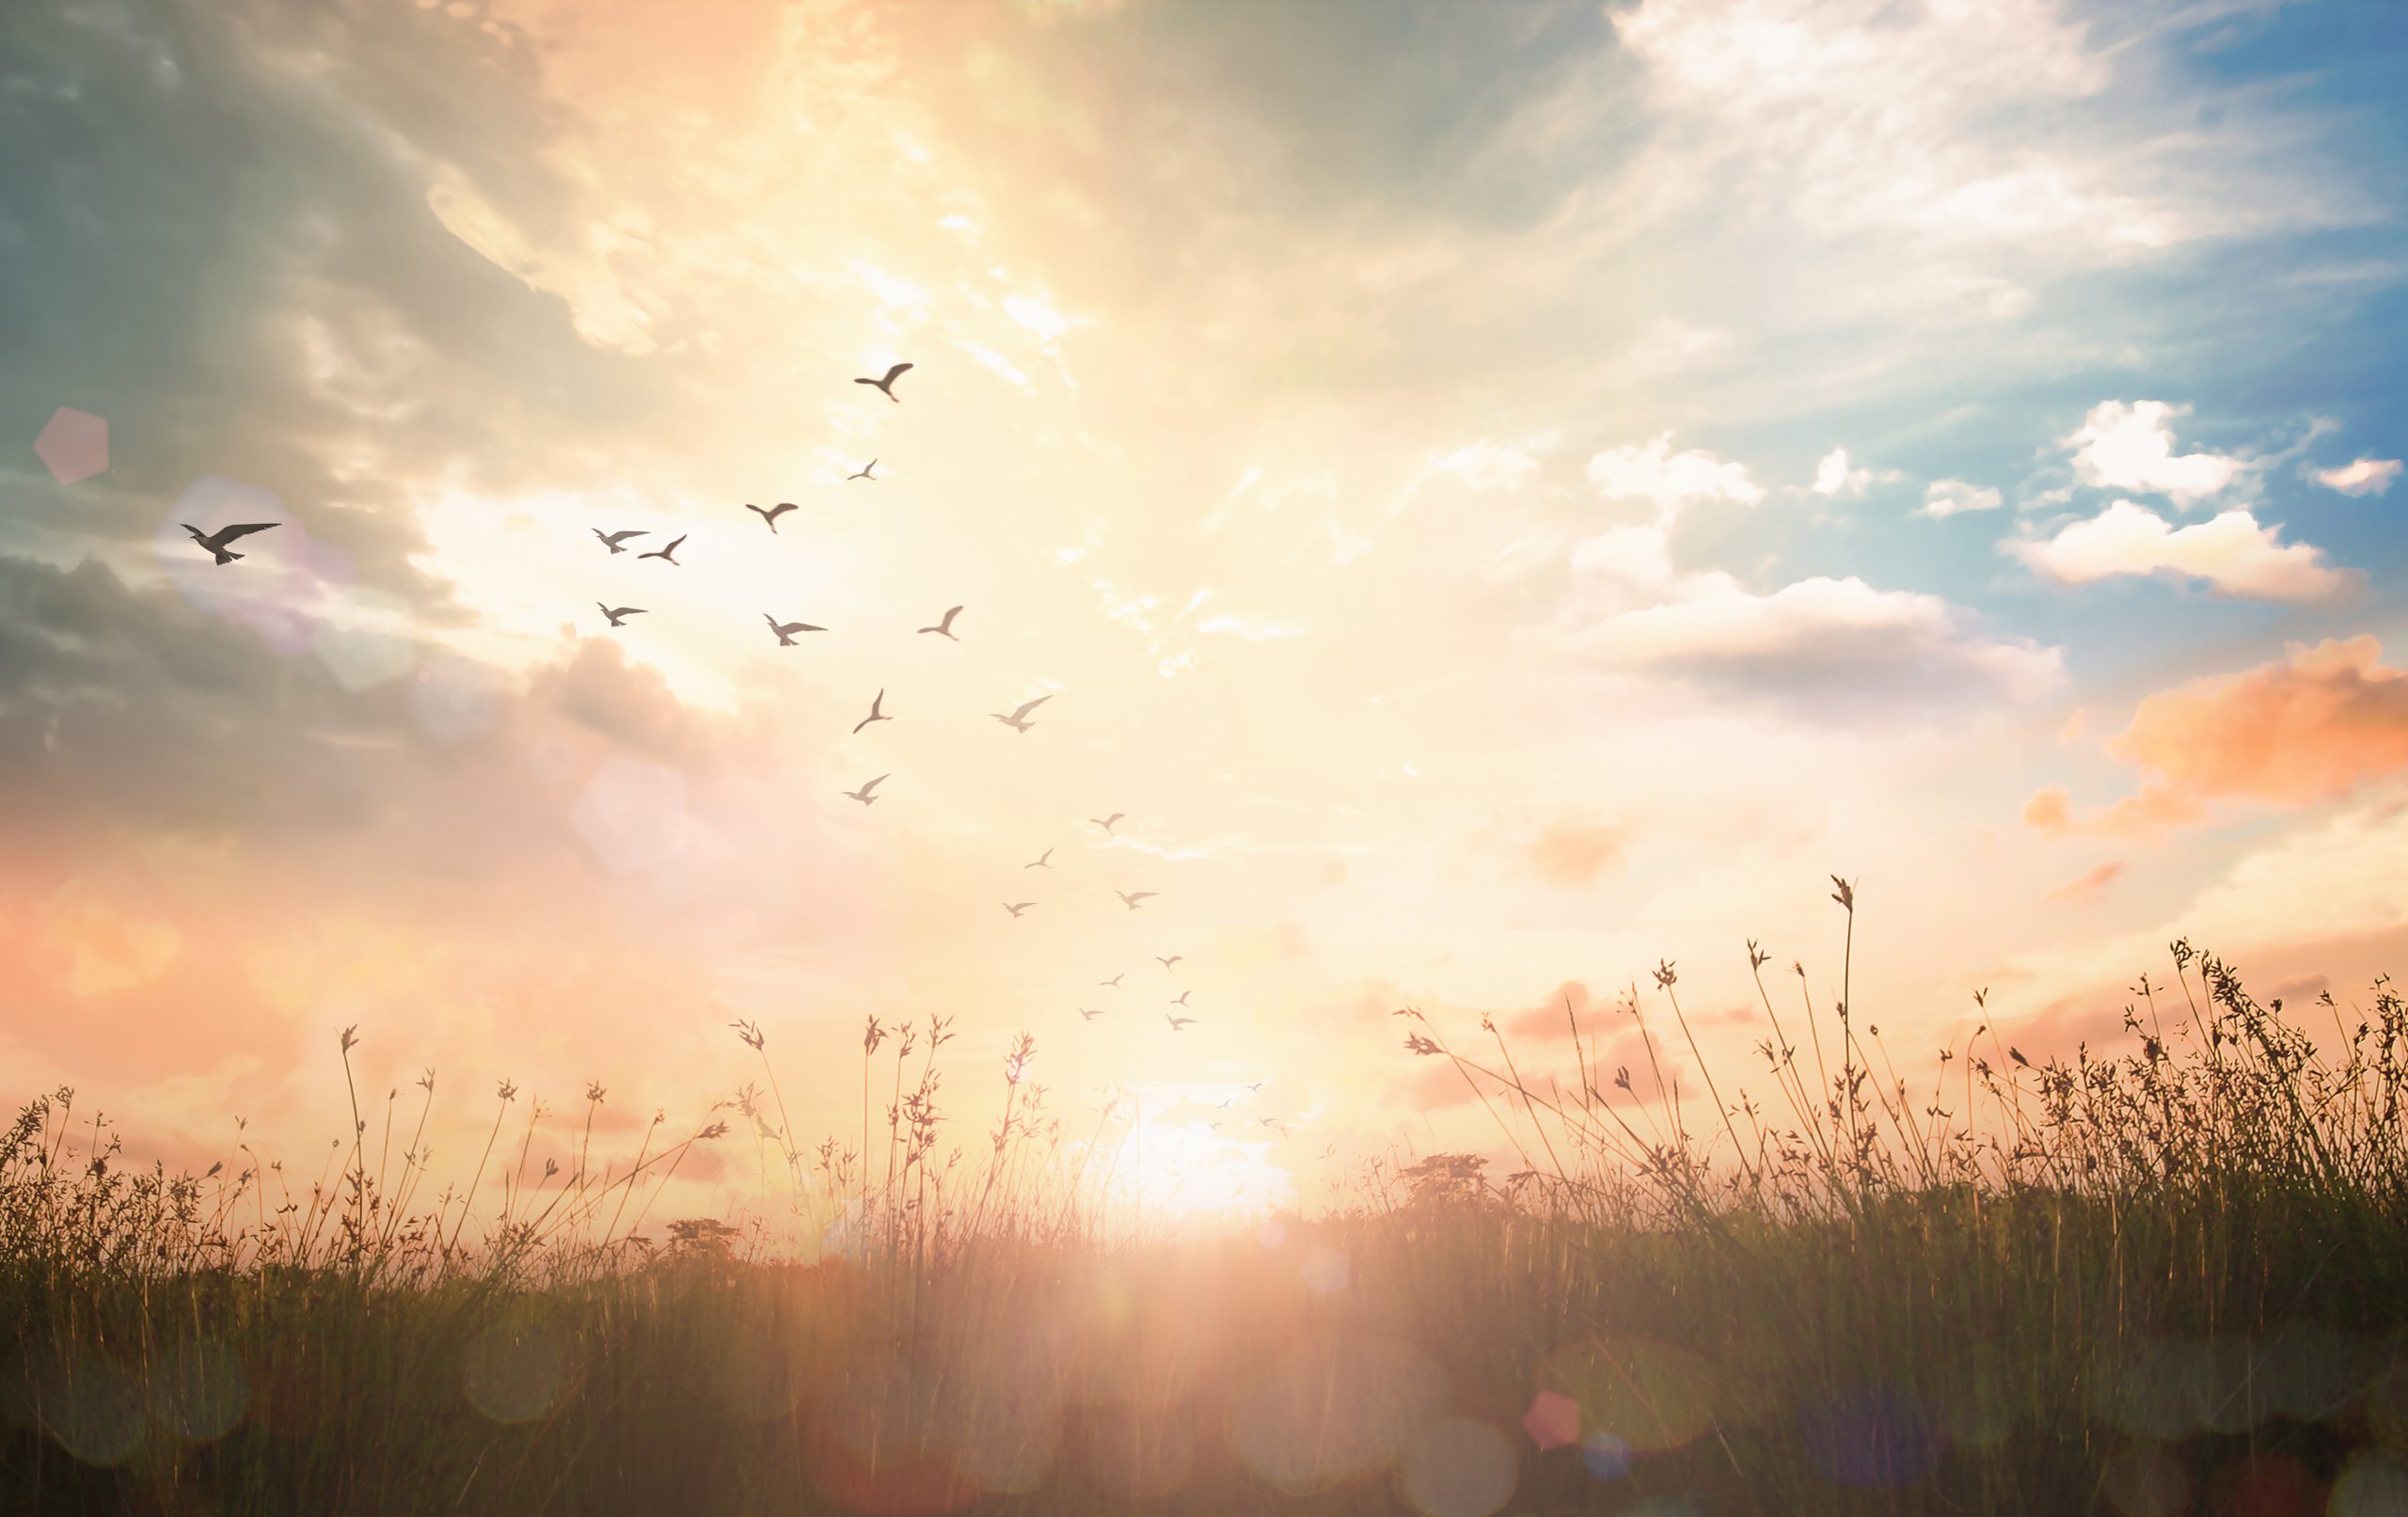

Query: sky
[{"left": 2, "top": 0, "right": 2405, "bottom": 1223}]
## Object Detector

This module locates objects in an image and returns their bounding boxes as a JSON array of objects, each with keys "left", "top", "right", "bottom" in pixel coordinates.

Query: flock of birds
[{"left": 181, "top": 361, "right": 1259, "bottom": 1052}]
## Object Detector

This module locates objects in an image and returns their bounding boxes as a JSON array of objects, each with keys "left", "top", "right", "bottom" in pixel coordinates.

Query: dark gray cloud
[
  {"left": 0, "top": 550, "right": 712, "bottom": 875},
  {"left": 0, "top": 0, "right": 673, "bottom": 608}
]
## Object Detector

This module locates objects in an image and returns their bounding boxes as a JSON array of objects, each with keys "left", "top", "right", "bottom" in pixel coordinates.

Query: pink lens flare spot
[
  {"left": 1300, "top": 1245, "right": 1349, "bottom": 1295},
  {"left": 34, "top": 407, "right": 108, "bottom": 484},
  {"left": 569, "top": 754, "right": 690, "bottom": 876},
  {"left": 1398, "top": 1416, "right": 1518, "bottom": 1517},
  {"left": 1523, "top": 1390, "right": 1580, "bottom": 1451}
]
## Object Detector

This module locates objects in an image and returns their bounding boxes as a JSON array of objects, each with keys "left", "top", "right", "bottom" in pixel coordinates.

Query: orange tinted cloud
[
  {"left": 2111, "top": 637, "right": 2408, "bottom": 804},
  {"left": 1528, "top": 819, "right": 1624, "bottom": 888},
  {"left": 2044, "top": 861, "right": 2125, "bottom": 902},
  {"left": 2025, "top": 638, "right": 2408, "bottom": 837}
]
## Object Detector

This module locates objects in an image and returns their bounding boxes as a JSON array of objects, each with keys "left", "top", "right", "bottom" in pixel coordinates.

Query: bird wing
[
  {"left": 216, "top": 523, "right": 280, "bottom": 545},
  {"left": 1012, "top": 694, "right": 1054, "bottom": 720},
  {"left": 772, "top": 501, "right": 797, "bottom": 516},
  {"left": 182, "top": 524, "right": 208, "bottom": 541},
  {"left": 1127, "top": 892, "right": 1156, "bottom": 904},
  {"left": 666, "top": 534, "right": 686, "bottom": 552},
  {"left": 940, "top": 605, "right": 961, "bottom": 627},
  {"left": 863, "top": 774, "right": 887, "bottom": 795},
  {"left": 882, "top": 363, "right": 912, "bottom": 385}
]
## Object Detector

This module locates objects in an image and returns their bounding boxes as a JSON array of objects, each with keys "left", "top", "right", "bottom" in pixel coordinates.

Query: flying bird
[
  {"left": 854, "top": 363, "right": 912, "bottom": 403},
  {"left": 592, "top": 528, "right": 647, "bottom": 553},
  {"left": 765, "top": 614, "right": 827, "bottom": 645},
  {"left": 1091, "top": 814, "right": 1124, "bottom": 835},
  {"left": 638, "top": 534, "right": 687, "bottom": 565},
  {"left": 852, "top": 689, "right": 891, "bottom": 735},
  {"left": 844, "top": 774, "right": 889, "bottom": 805},
  {"left": 848, "top": 459, "right": 879, "bottom": 482},
  {"left": 919, "top": 606, "right": 962, "bottom": 640},
  {"left": 1004, "top": 902, "right": 1035, "bottom": 918},
  {"left": 1165, "top": 1014, "right": 1196, "bottom": 1032},
  {"left": 1244, "top": 1082, "right": 1264, "bottom": 1094},
  {"left": 1170, "top": 990, "right": 1192, "bottom": 1007},
  {"left": 993, "top": 694, "right": 1054, "bottom": 734},
  {"left": 1078, "top": 1007, "right": 1104, "bottom": 1021},
  {"left": 1117, "top": 891, "right": 1157, "bottom": 910},
  {"left": 1025, "top": 848, "right": 1054, "bottom": 870},
  {"left": 1156, "top": 956, "right": 1182, "bottom": 971},
  {"left": 182, "top": 521, "right": 278, "bottom": 565},
  {"left": 597, "top": 603, "right": 645, "bottom": 628},
  {"left": 745, "top": 502, "right": 797, "bottom": 532},
  {"left": 1101, "top": 973, "right": 1124, "bottom": 988}
]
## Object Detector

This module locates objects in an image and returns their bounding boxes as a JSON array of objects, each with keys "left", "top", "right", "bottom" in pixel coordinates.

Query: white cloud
[
  {"left": 2009, "top": 499, "right": 2351, "bottom": 602},
  {"left": 1921, "top": 478, "right": 2004, "bottom": 518},
  {"left": 1004, "top": 292, "right": 1079, "bottom": 347},
  {"left": 1807, "top": 446, "right": 1898, "bottom": 498},
  {"left": 2310, "top": 457, "right": 2402, "bottom": 498},
  {"left": 1568, "top": 524, "right": 1677, "bottom": 591},
  {"left": 953, "top": 339, "right": 1033, "bottom": 391},
  {"left": 1564, "top": 569, "right": 2064, "bottom": 702},
  {"left": 1585, "top": 434, "right": 1762, "bottom": 518},
  {"left": 1431, "top": 439, "right": 1545, "bottom": 493},
  {"left": 2065, "top": 401, "right": 2246, "bottom": 508}
]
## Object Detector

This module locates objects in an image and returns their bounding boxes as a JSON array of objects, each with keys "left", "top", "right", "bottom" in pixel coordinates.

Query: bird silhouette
[
  {"left": 1025, "top": 848, "right": 1054, "bottom": 870},
  {"left": 854, "top": 364, "right": 912, "bottom": 403},
  {"left": 848, "top": 459, "right": 879, "bottom": 481},
  {"left": 844, "top": 774, "right": 888, "bottom": 805},
  {"left": 182, "top": 522, "right": 278, "bottom": 565},
  {"left": 1078, "top": 1007, "right": 1104, "bottom": 1021},
  {"left": 1117, "top": 891, "right": 1157, "bottom": 909},
  {"left": 1170, "top": 990, "right": 1192, "bottom": 1007},
  {"left": 1004, "top": 901, "right": 1035, "bottom": 918},
  {"left": 1101, "top": 973, "right": 1124, "bottom": 988},
  {"left": 638, "top": 533, "right": 686, "bottom": 565},
  {"left": 765, "top": 614, "right": 826, "bottom": 645},
  {"left": 745, "top": 502, "right": 796, "bottom": 532},
  {"left": 1165, "top": 1014, "right": 1196, "bottom": 1032},
  {"left": 591, "top": 528, "right": 647, "bottom": 554},
  {"left": 919, "top": 606, "right": 962, "bottom": 640},
  {"left": 1244, "top": 1082, "right": 1264, "bottom": 1094},
  {"left": 597, "top": 603, "right": 645, "bottom": 628},
  {"left": 1091, "top": 814, "right": 1124, "bottom": 835},
  {"left": 852, "top": 689, "right": 891, "bottom": 735},
  {"left": 1157, "top": 956, "right": 1182, "bottom": 971},
  {"left": 993, "top": 694, "right": 1054, "bottom": 734}
]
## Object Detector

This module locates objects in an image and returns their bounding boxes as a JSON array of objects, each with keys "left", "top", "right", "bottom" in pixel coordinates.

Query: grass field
[{"left": 7, "top": 901, "right": 2407, "bottom": 1515}]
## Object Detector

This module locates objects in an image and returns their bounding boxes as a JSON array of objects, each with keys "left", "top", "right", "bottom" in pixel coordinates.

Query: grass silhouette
[{"left": 4, "top": 881, "right": 2406, "bottom": 1514}]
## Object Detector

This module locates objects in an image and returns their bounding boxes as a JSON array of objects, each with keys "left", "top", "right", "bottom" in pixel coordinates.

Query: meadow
[{"left": 5, "top": 890, "right": 2407, "bottom": 1517}]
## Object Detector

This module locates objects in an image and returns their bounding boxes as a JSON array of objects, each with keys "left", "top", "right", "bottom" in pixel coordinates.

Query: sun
[{"left": 1117, "top": 1115, "right": 1297, "bottom": 1222}]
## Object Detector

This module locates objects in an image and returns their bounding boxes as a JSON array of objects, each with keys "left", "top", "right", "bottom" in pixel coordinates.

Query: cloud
[
  {"left": 1807, "top": 447, "right": 1896, "bottom": 498},
  {"left": 1527, "top": 816, "right": 1624, "bottom": 889},
  {"left": 1920, "top": 479, "right": 2004, "bottom": 518},
  {"left": 2021, "top": 782, "right": 2205, "bottom": 841},
  {"left": 2309, "top": 457, "right": 2401, "bottom": 498},
  {"left": 1560, "top": 564, "right": 2065, "bottom": 704},
  {"left": 2064, "top": 401, "right": 2247, "bottom": 508},
  {"left": 2044, "top": 861, "right": 2125, "bottom": 903},
  {"left": 1432, "top": 439, "right": 1547, "bottom": 492},
  {"left": 2112, "top": 637, "right": 2408, "bottom": 807},
  {"left": 1585, "top": 434, "right": 1763, "bottom": 519},
  {"left": 2023, "top": 637, "right": 2408, "bottom": 838},
  {"left": 2008, "top": 500, "right": 2352, "bottom": 602}
]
